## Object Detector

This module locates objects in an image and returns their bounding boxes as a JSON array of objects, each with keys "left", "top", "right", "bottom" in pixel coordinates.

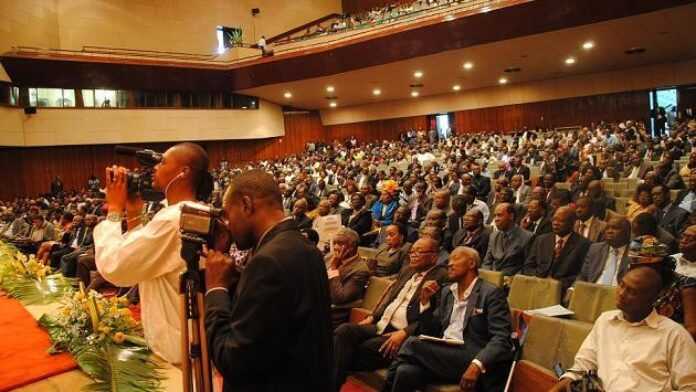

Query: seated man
[
  {"left": 418, "top": 225, "right": 450, "bottom": 266},
  {"left": 520, "top": 198, "right": 552, "bottom": 237},
  {"left": 587, "top": 180, "right": 616, "bottom": 220},
  {"left": 674, "top": 170, "right": 696, "bottom": 214},
  {"left": 633, "top": 212, "right": 678, "bottom": 255},
  {"left": 383, "top": 247, "right": 513, "bottom": 392},
  {"left": 550, "top": 265, "right": 696, "bottom": 392},
  {"left": 430, "top": 190, "right": 451, "bottom": 216},
  {"left": 652, "top": 185, "right": 689, "bottom": 237},
  {"left": 523, "top": 206, "right": 591, "bottom": 292},
  {"left": 17, "top": 214, "right": 56, "bottom": 254},
  {"left": 451, "top": 209, "right": 490, "bottom": 259},
  {"left": 574, "top": 196, "right": 607, "bottom": 242},
  {"left": 460, "top": 185, "right": 489, "bottom": 224},
  {"left": 577, "top": 216, "right": 632, "bottom": 286},
  {"left": 59, "top": 214, "right": 97, "bottom": 277},
  {"left": 341, "top": 193, "right": 373, "bottom": 241},
  {"left": 482, "top": 203, "right": 533, "bottom": 276},
  {"left": 333, "top": 238, "right": 447, "bottom": 391},
  {"left": 327, "top": 227, "right": 371, "bottom": 327},
  {"left": 291, "top": 198, "right": 312, "bottom": 230}
]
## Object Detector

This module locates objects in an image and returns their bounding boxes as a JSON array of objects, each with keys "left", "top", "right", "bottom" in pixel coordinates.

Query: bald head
[{"left": 447, "top": 246, "right": 480, "bottom": 281}]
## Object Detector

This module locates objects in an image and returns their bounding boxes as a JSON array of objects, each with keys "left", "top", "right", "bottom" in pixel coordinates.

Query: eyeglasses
[{"left": 409, "top": 250, "right": 437, "bottom": 257}]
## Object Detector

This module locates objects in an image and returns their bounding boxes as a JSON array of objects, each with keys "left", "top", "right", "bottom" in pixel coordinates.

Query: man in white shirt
[
  {"left": 94, "top": 142, "right": 211, "bottom": 364},
  {"left": 551, "top": 265, "right": 696, "bottom": 392}
]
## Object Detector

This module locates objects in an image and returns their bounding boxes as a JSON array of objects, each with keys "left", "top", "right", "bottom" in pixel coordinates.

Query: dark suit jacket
[
  {"left": 472, "top": 174, "right": 492, "bottom": 199},
  {"left": 530, "top": 217, "right": 553, "bottom": 237},
  {"left": 451, "top": 226, "right": 491, "bottom": 260},
  {"left": 329, "top": 254, "right": 371, "bottom": 306},
  {"left": 371, "top": 265, "right": 448, "bottom": 336},
  {"left": 341, "top": 209, "right": 373, "bottom": 238},
  {"left": 577, "top": 242, "right": 631, "bottom": 284},
  {"left": 664, "top": 168, "right": 685, "bottom": 190},
  {"left": 294, "top": 214, "right": 313, "bottom": 230},
  {"left": 419, "top": 279, "right": 513, "bottom": 370},
  {"left": 656, "top": 204, "right": 689, "bottom": 237},
  {"left": 573, "top": 218, "right": 606, "bottom": 243},
  {"left": 205, "top": 219, "right": 333, "bottom": 392},
  {"left": 590, "top": 195, "right": 616, "bottom": 220},
  {"left": 523, "top": 232, "right": 591, "bottom": 291},
  {"left": 509, "top": 165, "right": 531, "bottom": 180},
  {"left": 482, "top": 226, "right": 533, "bottom": 276}
]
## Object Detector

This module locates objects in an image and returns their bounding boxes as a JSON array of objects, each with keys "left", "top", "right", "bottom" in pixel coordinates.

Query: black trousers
[
  {"left": 49, "top": 246, "right": 74, "bottom": 269},
  {"left": 333, "top": 323, "right": 395, "bottom": 392},
  {"left": 383, "top": 336, "right": 510, "bottom": 392}
]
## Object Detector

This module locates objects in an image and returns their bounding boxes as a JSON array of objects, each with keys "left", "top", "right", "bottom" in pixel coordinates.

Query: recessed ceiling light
[
  {"left": 565, "top": 57, "right": 576, "bottom": 65},
  {"left": 498, "top": 77, "right": 508, "bottom": 85},
  {"left": 372, "top": 88, "right": 381, "bottom": 96},
  {"left": 411, "top": 91, "right": 419, "bottom": 97},
  {"left": 582, "top": 41, "right": 594, "bottom": 50},
  {"left": 452, "top": 85, "right": 461, "bottom": 91},
  {"left": 326, "top": 86, "right": 335, "bottom": 93},
  {"left": 283, "top": 92, "right": 292, "bottom": 98},
  {"left": 463, "top": 62, "right": 474, "bottom": 70},
  {"left": 414, "top": 71, "right": 423, "bottom": 78},
  {"left": 329, "top": 101, "right": 337, "bottom": 108},
  {"left": 444, "top": 14, "right": 454, "bottom": 21}
]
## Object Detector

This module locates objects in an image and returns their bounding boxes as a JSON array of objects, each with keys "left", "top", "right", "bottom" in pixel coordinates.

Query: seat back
[
  {"left": 479, "top": 268, "right": 504, "bottom": 288},
  {"left": 361, "top": 276, "right": 394, "bottom": 312},
  {"left": 521, "top": 315, "right": 593, "bottom": 371},
  {"left": 568, "top": 281, "right": 617, "bottom": 323},
  {"left": 556, "top": 320, "right": 593, "bottom": 370},
  {"left": 508, "top": 275, "right": 562, "bottom": 310}
]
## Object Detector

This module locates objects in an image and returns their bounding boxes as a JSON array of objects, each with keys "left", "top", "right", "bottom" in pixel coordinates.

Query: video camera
[
  {"left": 179, "top": 204, "right": 232, "bottom": 254},
  {"left": 114, "top": 146, "right": 164, "bottom": 201}
]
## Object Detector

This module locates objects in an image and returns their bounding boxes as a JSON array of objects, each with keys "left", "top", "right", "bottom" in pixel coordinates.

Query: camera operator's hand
[
  {"left": 203, "top": 247, "right": 239, "bottom": 290},
  {"left": 105, "top": 165, "right": 129, "bottom": 214}
]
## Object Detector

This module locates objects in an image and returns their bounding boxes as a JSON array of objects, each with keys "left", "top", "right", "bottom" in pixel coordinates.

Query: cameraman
[
  {"left": 204, "top": 170, "right": 333, "bottom": 391},
  {"left": 94, "top": 142, "right": 211, "bottom": 364}
]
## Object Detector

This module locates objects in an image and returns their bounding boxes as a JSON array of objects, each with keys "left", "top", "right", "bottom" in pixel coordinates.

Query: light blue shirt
[
  {"left": 678, "top": 191, "right": 696, "bottom": 213},
  {"left": 443, "top": 278, "right": 478, "bottom": 341}
]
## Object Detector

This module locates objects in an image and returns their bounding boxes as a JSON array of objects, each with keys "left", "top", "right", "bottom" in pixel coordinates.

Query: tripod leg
[
  {"left": 189, "top": 319, "right": 204, "bottom": 392},
  {"left": 180, "top": 294, "right": 192, "bottom": 392},
  {"left": 197, "top": 292, "right": 213, "bottom": 392}
]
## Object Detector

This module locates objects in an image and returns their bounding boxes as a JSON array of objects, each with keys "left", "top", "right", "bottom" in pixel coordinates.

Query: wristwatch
[{"left": 107, "top": 212, "right": 123, "bottom": 223}]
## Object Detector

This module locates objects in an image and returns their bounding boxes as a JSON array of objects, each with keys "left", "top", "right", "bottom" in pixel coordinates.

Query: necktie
[
  {"left": 529, "top": 221, "right": 536, "bottom": 233},
  {"left": 579, "top": 223, "right": 586, "bottom": 237},
  {"left": 554, "top": 238, "right": 565, "bottom": 260},
  {"left": 598, "top": 248, "right": 620, "bottom": 285}
]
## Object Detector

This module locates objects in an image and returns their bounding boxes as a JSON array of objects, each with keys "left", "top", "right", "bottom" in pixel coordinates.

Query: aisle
[{"left": 0, "top": 295, "right": 76, "bottom": 392}]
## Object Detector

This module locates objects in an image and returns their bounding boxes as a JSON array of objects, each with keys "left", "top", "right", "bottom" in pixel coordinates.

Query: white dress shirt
[
  {"left": 375, "top": 270, "right": 429, "bottom": 334},
  {"left": 442, "top": 278, "right": 478, "bottom": 341},
  {"left": 562, "top": 310, "right": 696, "bottom": 391},
  {"left": 94, "top": 201, "right": 204, "bottom": 364}
]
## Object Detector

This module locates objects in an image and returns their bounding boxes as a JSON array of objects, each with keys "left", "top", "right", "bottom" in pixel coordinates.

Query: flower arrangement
[
  {"left": 39, "top": 283, "right": 164, "bottom": 391},
  {"left": 0, "top": 244, "right": 74, "bottom": 304}
]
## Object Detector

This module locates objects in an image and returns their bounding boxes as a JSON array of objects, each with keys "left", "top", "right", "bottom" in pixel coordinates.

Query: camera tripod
[{"left": 180, "top": 235, "right": 213, "bottom": 392}]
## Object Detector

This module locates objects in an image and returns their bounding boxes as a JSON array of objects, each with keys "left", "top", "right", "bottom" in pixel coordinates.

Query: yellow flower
[
  {"left": 98, "top": 325, "right": 112, "bottom": 334},
  {"left": 112, "top": 332, "right": 125, "bottom": 344}
]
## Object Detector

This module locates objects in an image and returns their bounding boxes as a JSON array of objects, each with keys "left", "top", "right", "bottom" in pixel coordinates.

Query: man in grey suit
[
  {"left": 333, "top": 238, "right": 447, "bottom": 391},
  {"left": 652, "top": 185, "right": 689, "bottom": 237},
  {"left": 523, "top": 206, "right": 591, "bottom": 291},
  {"left": 383, "top": 247, "right": 513, "bottom": 392},
  {"left": 482, "top": 203, "right": 533, "bottom": 276},
  {"left": 511, "top": 174, "right": 530, "bottom": 205},
  {"left": 577, "top": 216, "right": 632, "bottom": 285},
  {"left": 573, "top": 196, "right": 607, "bottom": 243}
]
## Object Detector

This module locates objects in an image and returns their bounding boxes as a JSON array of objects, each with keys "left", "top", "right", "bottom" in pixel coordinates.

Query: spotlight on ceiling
[
  {"left": 565, "top": 57, "right": 576, "bottom": 65},
  {"left": 372, "top": 88, "right": 382, "bottom": 96},
  {"left": 283, "top": 92, "right": 292, "bottom": 98},
  {"left": 452, "top": 85, "right": 461, "bottom": 91},
  {"left": 582, "top": 41, "right": 595, "bottom": 50}
]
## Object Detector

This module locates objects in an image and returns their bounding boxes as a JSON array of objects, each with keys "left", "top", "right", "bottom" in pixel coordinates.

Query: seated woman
[
  {"left": 368, "top": 223, "right": 411, "bottom": 277},
  {"left": 626, "top": 183, "right": 654, "bottom": 221}
]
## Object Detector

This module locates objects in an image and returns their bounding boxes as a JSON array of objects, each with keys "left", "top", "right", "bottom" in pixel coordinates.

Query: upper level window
[{"left": 28, "top": 88, "right": 76, "bottom": 107}]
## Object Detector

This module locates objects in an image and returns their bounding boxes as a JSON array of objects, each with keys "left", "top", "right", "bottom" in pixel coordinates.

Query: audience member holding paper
[{"left": 383, "top": 246, "right": 514, "bottom": 392}]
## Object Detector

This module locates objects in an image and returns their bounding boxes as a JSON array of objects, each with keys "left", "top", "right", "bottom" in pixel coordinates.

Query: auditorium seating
[
  {"left": 567, "top": 281, "right": 617, "bottom": 325},
  {"left": 507, "top": 275, "right": 562, "bottom": 311},
  {"left": 349, "top": 276, "right": 395, "bottom": 323},
  {"left": 479, "top": 268, "right": 505, "bottom": 288}
]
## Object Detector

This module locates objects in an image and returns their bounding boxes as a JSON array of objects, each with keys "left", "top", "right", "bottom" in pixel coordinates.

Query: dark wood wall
[{"left": 0, "top": 90, "right": 649, "bottom": 200}]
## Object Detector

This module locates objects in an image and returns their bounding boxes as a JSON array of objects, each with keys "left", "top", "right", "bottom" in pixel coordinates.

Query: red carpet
[
  {"left": 342, "top": 380, "right": 373, "bottom": 392},
  {"left": 0, "top": 295, "right": 77, "bottom": 391}
]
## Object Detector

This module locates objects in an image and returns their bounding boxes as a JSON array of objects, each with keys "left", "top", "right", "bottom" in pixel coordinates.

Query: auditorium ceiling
[{"left": 238, "top": 3, "right": 696, "bottom": 109}]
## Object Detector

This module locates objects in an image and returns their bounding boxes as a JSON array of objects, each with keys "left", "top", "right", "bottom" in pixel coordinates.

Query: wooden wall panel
[
  {"left": 326, "top": 115, "right": 428, "bottom": 142},
  {"left": 342, "top": 0, "right": 413, "bottom": 14}
]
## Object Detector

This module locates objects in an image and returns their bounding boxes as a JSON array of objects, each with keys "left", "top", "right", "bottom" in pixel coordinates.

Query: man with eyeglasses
[{"left": 333, "top": 238, "right": 446, "bottom": 392}]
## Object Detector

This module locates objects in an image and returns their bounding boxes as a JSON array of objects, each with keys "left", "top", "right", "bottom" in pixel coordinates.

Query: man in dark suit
[
  {"left": 204, "top": 170, "right": 333, "bottom": 392},
  {"left": 482, "top": 203, "right": 533, "bottom": 276},
  {"left": 652, "top": 185, "right": 688, "bottom": 237},
  {"left": 507, "top": 156, "right": 530, "bottom": 182},
  {"left": 383, "top": 246, "right": 513, "bottom": 392},
  {"left": 291, "top": 197, "right": 313, "bottom": 230},
  {"left": 341, "top": 193, "right": 373, "bottom": 242},
  {"left": 471, "top": 163, "right": 491, "bottom": 201},
  {"left": 327, "top": 228, "right": 372, "bottom": 326},
  {"left": 333, "top": 238, "right": 447, "bottom": 391},
  {"left": 523, "top": 206, "right": 591, "bottom": 291},
  {"left": 451, "top": 209, "right": 490, "bottom": 258},
  {"left": 577, "top": 216, "right": 631, "bottom": 285},
  {"left": 445, "top": 195, "right": 467, "bottom": 250},
  {"left": 59, "top": 214, "right": 97, "bottom": 277},
  {"left": 519, "top": 198, "right": 552, "bottom": 238},
  {"left": 672, "top": 170, "right": 696, "bottom": 215},
  {"left": 587, "top": 180, "right": 616, "bottom": 220}
]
